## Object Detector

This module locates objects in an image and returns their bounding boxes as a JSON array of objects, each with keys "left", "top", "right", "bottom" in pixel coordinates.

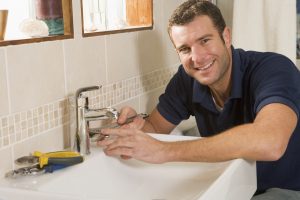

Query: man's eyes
[
  {"left": 177, "top": 38, "right": 211, "bottom": 54},
  {"left": 178, "top": 47, "right": 190, "bottom": 54},
  {"left": 200, "top": 38, "right": 210, "bottom": 44}
]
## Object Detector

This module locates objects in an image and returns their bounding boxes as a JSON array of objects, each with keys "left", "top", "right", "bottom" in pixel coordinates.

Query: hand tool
[
  {"left": 89, "top": 113, "right": 149, "bottom": 141},
  {"left": 5, "top": 163, "right": 70, "bottom": 178},
  {"left": 15, "top": 151, "right": 84, "bottom": 168}
]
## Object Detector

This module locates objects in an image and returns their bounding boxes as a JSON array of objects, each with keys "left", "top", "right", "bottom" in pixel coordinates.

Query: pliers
[
  {"left": 5, "top": 151, "right": 84, "bottom": 178},
  {"left": 14, "top": 151, "right": 84, "bottom": 168},
  {"left": 5, "top": 163, "right": 71, "bottom": 178}
]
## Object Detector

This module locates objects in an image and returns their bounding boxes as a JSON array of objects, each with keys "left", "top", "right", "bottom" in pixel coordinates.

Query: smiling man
[{"left": 98, "top": 0, "right": 300, "bottom": 199}]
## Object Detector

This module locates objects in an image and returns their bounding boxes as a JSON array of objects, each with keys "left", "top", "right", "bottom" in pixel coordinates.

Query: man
[{"left": 98, "top": 0, "right": 300, "bottom": 199}]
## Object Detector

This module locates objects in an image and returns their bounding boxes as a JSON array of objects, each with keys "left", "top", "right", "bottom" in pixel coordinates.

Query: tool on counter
[
  {"left": 5, "top": 164, "right": 70, "bottom": 178},
  {"left": 15, "top": 151, "right": 84, "bottom": 168},
  {"left": 5, "top": 151, "right": 84, "bottom": 179},
  {"left": 89, "top": 113, "right": 149, "bottom": 142}
]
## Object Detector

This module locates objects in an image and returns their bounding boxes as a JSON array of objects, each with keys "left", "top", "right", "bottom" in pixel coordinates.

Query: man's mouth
[{"left": 195, "top": 59, "right": 215, "bottom": 71}]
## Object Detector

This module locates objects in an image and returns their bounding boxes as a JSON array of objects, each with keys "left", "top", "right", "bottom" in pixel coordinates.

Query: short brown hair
[{"left": 168, "top": 0, "right": 226, "bottom": 41}]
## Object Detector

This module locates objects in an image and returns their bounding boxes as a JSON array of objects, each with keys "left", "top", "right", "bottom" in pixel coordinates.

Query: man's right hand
[{"left": 117, "top": 106, "right": 145, "bottom": 130}]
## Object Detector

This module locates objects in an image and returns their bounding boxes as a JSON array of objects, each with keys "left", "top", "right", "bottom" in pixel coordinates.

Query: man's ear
[{"left": 222, "top": 27, "right": 231, "bottom": 48}]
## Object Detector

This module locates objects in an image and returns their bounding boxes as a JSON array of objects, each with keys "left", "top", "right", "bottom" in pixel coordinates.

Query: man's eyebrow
[
  {"left": 196, "top": 34, "right": 214, "bottom": 41},
  {"left": 175, "top": 34, "right": 214, "bottom": 50}
]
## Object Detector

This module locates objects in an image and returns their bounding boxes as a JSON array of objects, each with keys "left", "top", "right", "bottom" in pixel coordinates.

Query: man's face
[{"left": 170, "top": 16, "right": 232, "bottom": 89}]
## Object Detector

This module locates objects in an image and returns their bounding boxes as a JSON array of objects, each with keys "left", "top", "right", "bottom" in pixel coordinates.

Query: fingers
[
  {"left": 97, "top": 128, "right": 140, "bottom": 159},
  {"left": 104, "top": 147, "right": 133, "bottom": 158},
  {"left": 98, "top": 134, "right": 135, "bottom": 159},
  {"left": 97, "top": 136, "right": 115, "bottom": 146},
  {"left": 118, "top": 106, "right": 137, "bottom": 124},
  {"left": 97, "top": 129, "right": 166, "bottom": 164},
  {"left": 107, "top": 136, "right": 135, "bottom": 150},
  {"left": 120, "top": 155, "right": 132, "bottom": 160},
  {"left": 97, "top": 128, "right": 136, "bottom": 148},
  {"left": 120, "top": 116, "right": 145, "bottom": 129},
  {"left": 101, "top": 128, "right": 134, "bottom": 137}
]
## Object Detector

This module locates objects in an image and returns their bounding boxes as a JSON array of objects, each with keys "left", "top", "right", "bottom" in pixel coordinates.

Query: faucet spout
[
  {"left": 74, "top": 86, "right": 100, "bottom": 155},
  {"left": 84, "top": 108, "right": 119, "bottom": 121}
]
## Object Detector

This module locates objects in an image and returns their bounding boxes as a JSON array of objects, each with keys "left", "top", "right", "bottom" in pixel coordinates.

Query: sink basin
[{"left": 0, "top": 134, "right": 256, "bottom": 200}]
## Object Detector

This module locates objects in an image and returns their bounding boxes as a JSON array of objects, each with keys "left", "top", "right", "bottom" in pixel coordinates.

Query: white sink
[{"left": 0, "top": 134, "right": 256, "bottom": 200}]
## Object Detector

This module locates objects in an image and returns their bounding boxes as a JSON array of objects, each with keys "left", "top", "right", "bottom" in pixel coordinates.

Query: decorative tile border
[
  {"left": 0, "top": 99, "right": 69, "bottom": 149},
  {"left": 0, "top": 66, "right": 178, "bottom": 149}
]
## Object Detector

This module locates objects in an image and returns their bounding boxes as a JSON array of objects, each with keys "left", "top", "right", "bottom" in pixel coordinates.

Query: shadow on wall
[
  {"left": 217, "top": 0, "right": 234, "bottom": 29},
  {"left": 136, "top": 29, "right": 166, "bottom": 75},
  {"left": 136, "top": 29, "right": 168, "bottom": 113}
]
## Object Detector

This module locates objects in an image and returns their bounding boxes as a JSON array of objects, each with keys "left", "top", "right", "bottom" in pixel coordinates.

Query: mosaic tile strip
[
  {"left": 0, "top": 66, "right": 178, "bottom": 149},
  {"left": 0, "top": 99, "right": 69, "bottom": 149}
]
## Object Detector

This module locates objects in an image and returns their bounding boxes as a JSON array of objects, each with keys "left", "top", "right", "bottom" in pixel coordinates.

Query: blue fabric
[{"left": 157, "top": 47, "right": 300, "bottom": 192}]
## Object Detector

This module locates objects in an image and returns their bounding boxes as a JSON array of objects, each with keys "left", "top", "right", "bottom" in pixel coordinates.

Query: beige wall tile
[
  {"left": 218, "top": 0, "right": 234, "bottom": 29},
  {"left": 38, "top": 126, "right": 66, "bottom": 151},
  {"left": 137, "top": 0, "right": 165, "bottom": 74},
  {"left": 0, "top": 49, "right": 9, "bottom": 117},
  {"left": 13, "top": 126, "right": 66, "bottom": 160},
  {"left": 63, "top": 37, "right": 106, "bottom": 94},
  {"left": 6, "top": 42, "right": 65, "bottom": 113},
  {"left": 13, "top": 136, "right": 41, "bottom": 159},
  {"left": 161, "top": 0, "right": 182, "bottom": 68},
  {"left": 114, "top": 97, "right": 140, "bottom": 113},
  {"left": 106, "top": 32, "right": 140, "bottom": 82},
  {"left": 164, "top": 0, "right": 184, "bottom": 57},
  {"left": 140, "top": 87, "right": 165, "bottom": 114},
  {"left": 134, "top": 0, "right": 182, "bottom": 74},
  {"left": 0, "top": 147, "right": 13, "bottom": 178}
]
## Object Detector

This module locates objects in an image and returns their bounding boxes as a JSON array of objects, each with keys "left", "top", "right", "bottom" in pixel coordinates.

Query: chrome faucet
[
  {"left": 74, "top": 86, "right": 119, "bottom": 155},
  {"left": 73, "top": 85, "right": 149, "bottom": 155}
]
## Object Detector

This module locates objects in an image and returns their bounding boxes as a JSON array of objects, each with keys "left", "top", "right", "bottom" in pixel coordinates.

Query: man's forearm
[
  {"left": 142, "top": 119, "right": 157, "bottom": 133},
  {"left": 161, "top": 104, "right": 297, "bottom": 163},
  {"left": 141, "top": 108, "right": 176, "bottom": 134},
  {"left": 162, "top": 123, "right": 256, "bottom": 162}
]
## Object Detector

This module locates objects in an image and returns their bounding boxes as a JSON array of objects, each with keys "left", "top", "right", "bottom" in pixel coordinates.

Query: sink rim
[{"left": 0, "top": 134, "right": 256, "bottom": 200}]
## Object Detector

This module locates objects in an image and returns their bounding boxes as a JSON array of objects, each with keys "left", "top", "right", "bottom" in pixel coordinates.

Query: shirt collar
[{"left": 192, "top": 46, "right": 243, "bottom": 110}]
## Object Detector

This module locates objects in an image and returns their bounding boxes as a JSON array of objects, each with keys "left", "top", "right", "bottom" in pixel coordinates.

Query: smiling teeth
[{"left": 198, "top": 60, "right": 214, "bottom": 71}]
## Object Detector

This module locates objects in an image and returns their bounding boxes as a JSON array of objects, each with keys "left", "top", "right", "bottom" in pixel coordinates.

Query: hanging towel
[{"left": 232, "top": 0, "right": 296, "bottom": 63}]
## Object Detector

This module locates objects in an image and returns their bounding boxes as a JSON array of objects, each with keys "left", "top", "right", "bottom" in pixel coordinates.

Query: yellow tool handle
[
  {"left": 33, "top": 151, "right": 83, "bottom": 168},
  {"left": 33, "top": 151, "right": 81, "bottom": 158}
]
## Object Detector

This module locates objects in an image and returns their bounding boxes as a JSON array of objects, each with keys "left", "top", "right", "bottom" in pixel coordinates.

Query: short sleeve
[
  {"left": 251, "top": 54, "right": 300, "bottom": 118},
  {"left": 157, "top": 66, "right": 194, "bottom": 125}
]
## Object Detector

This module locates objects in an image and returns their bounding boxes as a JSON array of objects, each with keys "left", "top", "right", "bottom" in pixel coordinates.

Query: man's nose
[{"left": 191, "top": 46, "right": 206, "bottom": 63}]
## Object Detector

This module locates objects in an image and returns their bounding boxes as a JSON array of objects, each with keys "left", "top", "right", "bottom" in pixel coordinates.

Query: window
[
  {"left": 0, "top": 1, "right": 33, "bottom": 40},
  {"left": 81, "top": 0, "right": 153, "bottom": 37},
  {"left": 0, "top": 0, "right": 73, "bottom": 47}
]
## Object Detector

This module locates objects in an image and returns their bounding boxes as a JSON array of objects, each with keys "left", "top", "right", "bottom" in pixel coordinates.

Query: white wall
[{"left": 218, "top": 0, "right": 299, "bottom": 69}]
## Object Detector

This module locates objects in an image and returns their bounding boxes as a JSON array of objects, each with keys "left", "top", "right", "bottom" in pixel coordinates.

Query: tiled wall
[
  {"left": 0, "top": 0, "right": 186, "bottom": 178},
  {"left": 0, "top": 67, "right": 178, "bottom": 149}
]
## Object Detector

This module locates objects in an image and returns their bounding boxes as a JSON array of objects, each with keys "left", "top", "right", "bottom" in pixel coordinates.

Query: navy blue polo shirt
[{"left": 157, "top": 47, "right": 300, "bottom": 192}]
